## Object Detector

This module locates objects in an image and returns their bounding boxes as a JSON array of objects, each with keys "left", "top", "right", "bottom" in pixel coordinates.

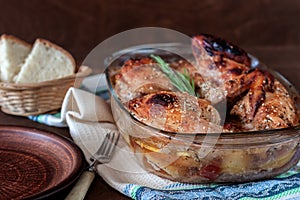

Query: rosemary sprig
[{"left": 150, "top": 54, "right": 196, "bottom": 96}]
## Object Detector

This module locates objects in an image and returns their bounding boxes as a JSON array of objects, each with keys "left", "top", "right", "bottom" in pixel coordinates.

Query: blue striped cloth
[{"left": 122, "top": 168, "right": 300, "bottom": 200}]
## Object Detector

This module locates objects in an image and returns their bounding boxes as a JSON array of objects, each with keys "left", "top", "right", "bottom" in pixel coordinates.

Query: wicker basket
[{"left": 0, "top": 66, "right": 92, "bottom": 116}]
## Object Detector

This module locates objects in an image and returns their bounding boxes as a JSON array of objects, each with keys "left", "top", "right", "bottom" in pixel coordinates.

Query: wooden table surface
[{"left": 0, "top": 0, "right": 300, "bottom": 199}]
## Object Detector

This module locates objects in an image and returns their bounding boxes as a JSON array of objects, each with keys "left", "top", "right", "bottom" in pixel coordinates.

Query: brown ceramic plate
[{"left": 0, "top": 125, "right": 85, "bottom": 200}]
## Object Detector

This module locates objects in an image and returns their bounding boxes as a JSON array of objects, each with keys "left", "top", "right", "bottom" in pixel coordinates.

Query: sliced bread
[
  {"left": 15, "top": 38, "right": 76, "bottom": 83},
  {"left": 0, "top": 34, "right": 31, "bottom": 82}
]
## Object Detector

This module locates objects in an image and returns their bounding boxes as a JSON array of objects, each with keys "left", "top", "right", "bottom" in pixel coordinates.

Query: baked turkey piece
[
  {"left": 229, "top": 80, "right": 299, "bottom": 131},
  {"left": 114, "top": 58, "right": 174, "bottom": 103},
  {"left": 127, "top": 91, "right": 222, "bottom": 133},
  {"left": 192, "top": 34, "right": 299, "bottom": 132}
]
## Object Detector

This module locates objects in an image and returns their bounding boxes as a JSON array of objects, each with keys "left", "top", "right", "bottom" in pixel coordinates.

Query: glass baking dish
[{"left": 105, "top": 43, "right": 300, "bottom": 183}]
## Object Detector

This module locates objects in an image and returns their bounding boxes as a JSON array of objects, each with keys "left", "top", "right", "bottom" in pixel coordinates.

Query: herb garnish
[{"left": 150, "top": 54, "right": 196, "bottom": 96}]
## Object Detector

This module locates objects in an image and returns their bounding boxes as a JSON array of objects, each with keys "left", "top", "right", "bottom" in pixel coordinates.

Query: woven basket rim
[{"left": 0, "top": 65, "right": 92, "bottom": 90}]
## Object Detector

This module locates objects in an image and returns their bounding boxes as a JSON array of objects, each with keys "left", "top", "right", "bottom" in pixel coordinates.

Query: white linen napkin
[{"left": 59, "top": 88, "right": 118, "bottom": 160}]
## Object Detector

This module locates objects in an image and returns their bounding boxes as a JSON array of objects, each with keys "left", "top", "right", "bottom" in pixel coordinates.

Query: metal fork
[{"left": 65, "top": 130, "right": 120, "bottom": 200}]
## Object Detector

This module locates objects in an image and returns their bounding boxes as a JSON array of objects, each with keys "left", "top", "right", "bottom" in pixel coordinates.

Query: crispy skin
[
  {"left": 114, "top": 58, "right": 174, "bottom": 103},
  {"left": 192, "top": 34, "right": 275, "bottom": 118},
  {"left": 192, "top": 34, "right": 298, "bottom": 131},
  {"left": 115, "top": 57, "right": 224, "bottom": 104},
  {"left": 127, "top": 91, "right": 221, "bottom": 133},
  {"left": 230, "top": 80, "right": 299, "bottom": 130},
  {"left": 192, "top": 34, "right": 251, "bottom": 66}
]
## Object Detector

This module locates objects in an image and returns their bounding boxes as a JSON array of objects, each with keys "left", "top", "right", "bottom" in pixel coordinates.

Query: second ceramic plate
[{"left": 0, "top": 125, "right": 85, "bottom": 200}]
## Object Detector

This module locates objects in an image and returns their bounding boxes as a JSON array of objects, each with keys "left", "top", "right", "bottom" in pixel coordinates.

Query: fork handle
[{"left": 65, "top": 171, "right": 95, "bottom": 200}]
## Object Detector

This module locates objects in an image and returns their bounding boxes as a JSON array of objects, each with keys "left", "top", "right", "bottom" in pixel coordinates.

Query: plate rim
[{"left": 0, "top": 125, "right": 85, "bottom": 200}]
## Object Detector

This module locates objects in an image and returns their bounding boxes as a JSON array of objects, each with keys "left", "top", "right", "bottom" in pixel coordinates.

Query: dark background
[{"left": 1, "top": 0, "right": 299, "bottom": 63}]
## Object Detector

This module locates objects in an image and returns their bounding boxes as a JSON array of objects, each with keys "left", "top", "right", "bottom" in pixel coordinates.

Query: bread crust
[
  {"left": 0, "top": 34, "right": 32, "bottom": 82},
  {"left": 35, "top": 38, "right": 76, "bottom": 71},
  {"left": 1, "top": 34, "right": 32, "bottom": 48}
]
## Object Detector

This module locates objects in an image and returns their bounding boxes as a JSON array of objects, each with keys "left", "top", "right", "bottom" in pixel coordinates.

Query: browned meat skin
[
  {"left": 192, "top": 34, "right": 298, "bottom": 131},
  {"left": 114, "top": 58, "right": 174, "bottom": 103},
  {"left": 127, "top": 91, "right": 221, "bottom": 133},
  {"left": 192, "top": 34, "right": 275, "bottom": 119},
  {"left": 115, "top": 57, "right": 223, "bottom": 105},
  {"left": 115, "top": 57, "right": 155, "bottom": 80},
  {"left": 230, "top": 80, "right": 299, "bottom": 130},
  {"left": 192, "top": 33, "right": 251, "bottom": 66}
]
